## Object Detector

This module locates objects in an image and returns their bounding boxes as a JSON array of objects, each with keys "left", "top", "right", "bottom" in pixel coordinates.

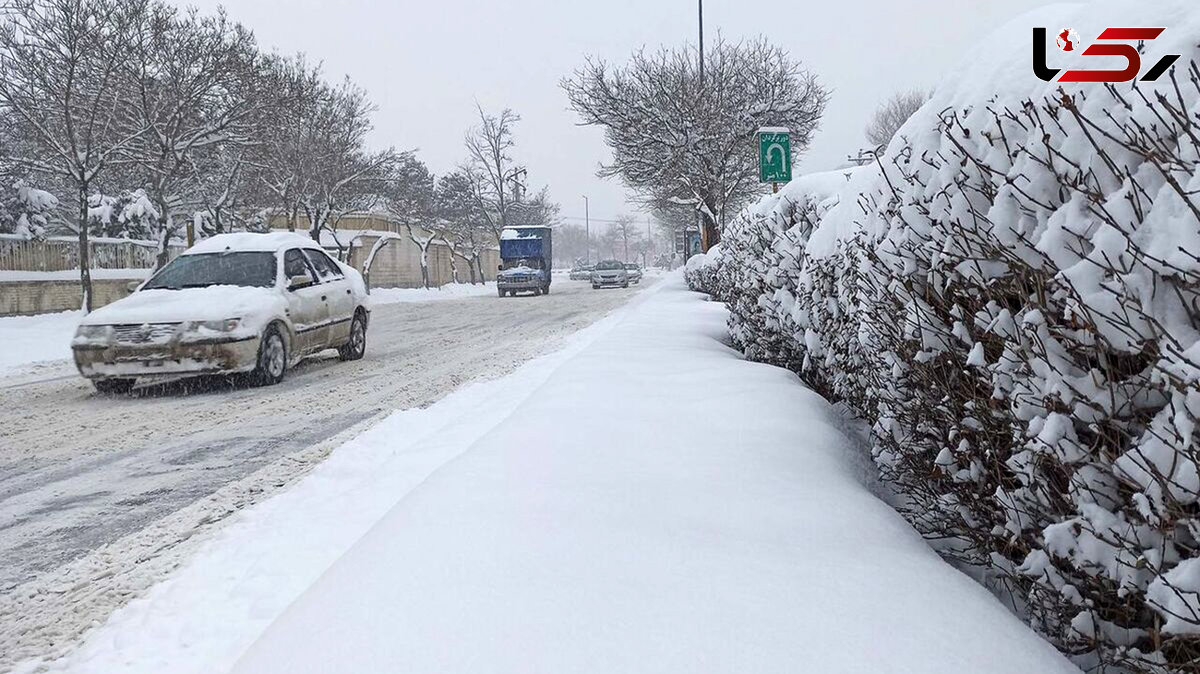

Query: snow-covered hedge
[{"left": 691, "top": 1, "right": 1200, "bottom": 669}]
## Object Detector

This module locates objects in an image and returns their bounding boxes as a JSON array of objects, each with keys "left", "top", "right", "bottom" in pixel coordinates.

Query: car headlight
[
  {"left": 195, "top": 318, "right": 241, "bottom": 332},
  {"left": 75, "top": 324, "right": 109, "bottom": 339}
]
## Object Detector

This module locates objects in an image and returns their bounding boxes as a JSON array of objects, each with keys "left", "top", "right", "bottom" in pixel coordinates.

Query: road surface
[{"left": 0, "top": 278, "right": 651, "bottom": 670}]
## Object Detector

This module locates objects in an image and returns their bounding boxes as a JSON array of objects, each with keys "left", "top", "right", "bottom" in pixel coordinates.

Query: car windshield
[
  {"left": 596, "top": 260, "right": 624, "bottom": 270},
  {"left": 625, "top": 264, "right": 638, "bottom": 270},
  {"left": 143, "top": 252, "right": 277, "bottom": 290}
]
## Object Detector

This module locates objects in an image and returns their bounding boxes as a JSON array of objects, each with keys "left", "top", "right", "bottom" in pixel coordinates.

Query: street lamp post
[
  {"left": 695, "top": 0, "right": 710, "bottom": 254},
  {"left": 582, "top": 195, "right": 590, "bottom": 264}
]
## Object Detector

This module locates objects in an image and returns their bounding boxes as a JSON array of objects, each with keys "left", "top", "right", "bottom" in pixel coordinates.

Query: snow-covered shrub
[
  {"left": 699, "top": 1, "right": 1200, "bottom": 669},
  {"left": 683, "top": 243, "right": 725, "bottom": 301},
  {"left": 87, "top": 189, "right": 158, "bottom": 240},
  {"left": 0, "top": 180, "right": 58, "bottom": 239}
]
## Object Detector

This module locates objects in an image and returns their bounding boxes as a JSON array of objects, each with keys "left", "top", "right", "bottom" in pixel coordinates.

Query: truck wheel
[
  {"left": 498, "top": 287, "right": 506, "bottom": 297},
  {"left": 532, "top": 287, "right": 542, "bottom": 296},
  {"left": 543, "top": 284, "right": 551, "bottom": 295},
  {"left": 93, "top": 378, "right": 134, "bottom": 394}
]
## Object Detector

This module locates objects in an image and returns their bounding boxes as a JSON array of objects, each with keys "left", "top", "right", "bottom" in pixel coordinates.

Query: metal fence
[{"left": 0, "top": 234, "right": 185, "bottom": 272}]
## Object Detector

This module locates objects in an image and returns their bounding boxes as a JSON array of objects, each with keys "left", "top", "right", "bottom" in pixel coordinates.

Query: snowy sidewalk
[{"left": 41, "top": 274, "right": 1079, "bottom": 673}]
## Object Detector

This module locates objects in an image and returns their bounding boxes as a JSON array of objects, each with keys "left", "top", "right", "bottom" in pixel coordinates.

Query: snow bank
[
  {"left": 0, "top": 310, "right": 79, "bottom": 376},
  {"left": 695, "top": 0, "right": 1200, "bottom": 668},
  {"left": 369, "top": 282, "right": 498, "bottom": 304},
  {"left": 226, "top": 275, "right": 1076, "bottom": 674}
]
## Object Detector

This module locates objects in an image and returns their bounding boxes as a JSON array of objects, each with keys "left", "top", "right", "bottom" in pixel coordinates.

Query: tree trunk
[
  {"left": 77, "top": 185, "right": 93, "bottom": 314},
  {"left": 155, "top": 211, "right": 174, "bottom": 270},
  {"left": 419, "top": 246, "right": 430, "bottom": 289}
]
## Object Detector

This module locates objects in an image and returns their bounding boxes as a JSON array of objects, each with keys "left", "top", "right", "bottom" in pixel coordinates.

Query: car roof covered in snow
[{"left": 183, "top": 232, "right": 324, "bottom": 256}]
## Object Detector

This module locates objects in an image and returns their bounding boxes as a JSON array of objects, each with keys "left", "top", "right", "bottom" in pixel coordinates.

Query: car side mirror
[
  {"left": 126, "top": 280, "right": 141, "bottom": 293},
  {"left": 288, "top": 275, "right": 312, "bottom": 290},
  {"left": 497, "top": 265, "right": 503, "bottom": 271}
]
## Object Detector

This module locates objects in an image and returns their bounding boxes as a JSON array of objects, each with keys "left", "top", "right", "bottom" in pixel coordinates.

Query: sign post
[{"left": 757, "top": 127, "right": 792, "bottom": 193}]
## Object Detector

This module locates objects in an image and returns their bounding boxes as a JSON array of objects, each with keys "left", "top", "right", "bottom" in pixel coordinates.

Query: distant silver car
[
  {"left": 72, "top": 232, "right": 372, "bottom": 393},
  {"left": 591, "top": 260, "right": 629, "bottom": 289},
  {"left": 624, "top": 263, "right": 643, "bottom": 284},
  {"left": 569, "top": 264, "right": 594, "bottom": 281}
]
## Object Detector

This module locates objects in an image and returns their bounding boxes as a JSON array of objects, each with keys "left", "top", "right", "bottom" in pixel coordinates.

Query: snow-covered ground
[
  {"left": 0, "top": 310, "right": 80, "bottom": 377},
  {"left": 33, "top": 274, "right": 1079, "bottom": 673},
  {"left": 369, "top": 281, "right": 499, "bottom": 304}
]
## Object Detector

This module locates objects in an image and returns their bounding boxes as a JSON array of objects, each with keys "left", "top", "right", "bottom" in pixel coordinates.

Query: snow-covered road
[{"left": 0, "top": 279, "right": 649, "bottom": 670}]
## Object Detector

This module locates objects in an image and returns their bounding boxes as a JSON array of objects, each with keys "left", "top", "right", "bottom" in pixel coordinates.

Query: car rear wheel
[
  {"left": 338, "top": 312, "right": 367, "bottom": 361},
  {"left": 252, "top": 325, "right": 287, "bottom": 386},
  {"left": 93, "top": 378, "right": 134, "bottom": 394}
]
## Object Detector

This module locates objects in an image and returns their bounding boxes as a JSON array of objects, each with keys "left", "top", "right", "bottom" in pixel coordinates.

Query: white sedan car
[{"left": 72, "top": 232, "right": 371, "bottom": 393}]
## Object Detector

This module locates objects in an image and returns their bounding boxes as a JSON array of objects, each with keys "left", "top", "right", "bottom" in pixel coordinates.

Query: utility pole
[
  {"left": 698, "top": 0, "right": 704, "bottom": 87},
  {"left": 583, "top": 195, "right": 590, "bottom": 264},
  {"left": 645, "top": 217, "right": 652, "bottom": 267},
  {"left": 695, "top": 0, "right": 710, "bottom": 255},
  {"left": 510, "top": 167, "right": 527, "bottom": 203}
]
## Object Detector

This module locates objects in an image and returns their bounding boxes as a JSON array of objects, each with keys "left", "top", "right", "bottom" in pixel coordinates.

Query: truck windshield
[
  {"left": 143, "top": 252, "right": 277, "bottom": 290},
  {"left": 503, "top": 258, "right": 543, "bottom": 270}
]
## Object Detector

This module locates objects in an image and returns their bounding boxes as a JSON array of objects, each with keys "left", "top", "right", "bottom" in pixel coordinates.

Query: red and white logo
[
  {"left": 1033, "top": 27, "right": 1181, "bottom": 83},
  {"left": 1056, "top": 28, "right": 1080, "bottom": 51}
]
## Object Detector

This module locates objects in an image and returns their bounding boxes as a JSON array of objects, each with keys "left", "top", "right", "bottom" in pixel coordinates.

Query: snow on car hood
[{"left": 80, "top": 285, "right": 286, "bottom": 327}]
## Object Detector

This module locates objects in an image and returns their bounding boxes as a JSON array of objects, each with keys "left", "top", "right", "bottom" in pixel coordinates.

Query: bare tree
[
  {"left": 250, "top": 55, "right": 323, "bottom": 233},
  {"left": 563, "top": 37, "right": 828, "bottom": 252},
  {"left": 0, "top": 0, "right": 152, "bottom": 311},
  {"left": 126, "top": 4, "right": 259, "bottom": 267},
  {"left": 464, "top": 105, "right": 522, "bottom": 242},
  {"left": 296, "top": 79, "right": 397, "bottom": 245},
  {"left": 612, "top": 214, "right": 641, "bottom": 261},
  {"left": 864, "top": 88, "right": 929, "bottom": 150},
  {"left": 433, "top": 168, "right": 489, "bottom": 284}
]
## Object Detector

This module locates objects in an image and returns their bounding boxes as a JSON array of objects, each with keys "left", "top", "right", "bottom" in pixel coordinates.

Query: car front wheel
[
  {"left": 339, "top": 312, "right": 367, "bottom": 361},
  {"left": 252, "top": 325, "right": 287, "bottom": 386}
]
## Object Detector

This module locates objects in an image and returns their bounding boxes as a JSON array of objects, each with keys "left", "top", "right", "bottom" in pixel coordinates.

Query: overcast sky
[{"left": 172, "top": 0, "right": 1054, "bottom": 231}]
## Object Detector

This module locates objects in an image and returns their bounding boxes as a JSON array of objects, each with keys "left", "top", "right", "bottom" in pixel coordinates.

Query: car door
[
  {"left": 283, "top": 248, "right": 329, "bottom": 354},
  {"left": 303, "top": 248, "right": 354, "bottom": 346}
]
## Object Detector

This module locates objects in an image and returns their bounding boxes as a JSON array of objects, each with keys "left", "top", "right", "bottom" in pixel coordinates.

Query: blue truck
[{"left": 497, "top": 226, "right": 552, "bottom": 297}]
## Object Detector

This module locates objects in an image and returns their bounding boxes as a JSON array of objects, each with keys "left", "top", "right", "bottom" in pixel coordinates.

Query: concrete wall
[
  {"left": 347, "top": 233, "right": 499, "bottom": 289},
  {"left": 0, "top": 278, "right": 137, "bottom": 316}
]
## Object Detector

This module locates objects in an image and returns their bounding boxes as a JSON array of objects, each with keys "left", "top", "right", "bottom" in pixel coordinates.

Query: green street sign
[{"left": 758, "top": 128, "right": 792, "bottom": 183}]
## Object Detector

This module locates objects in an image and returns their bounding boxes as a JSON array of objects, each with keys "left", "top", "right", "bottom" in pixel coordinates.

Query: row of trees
[
  {"left": 552, "top": 214, "right": 667, "bottom": 267},
  {"left": 0, "top": 0, "right": 559, "bottom": 305}
]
